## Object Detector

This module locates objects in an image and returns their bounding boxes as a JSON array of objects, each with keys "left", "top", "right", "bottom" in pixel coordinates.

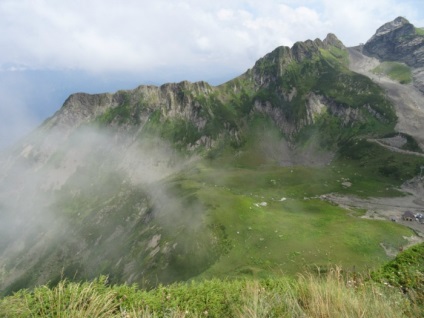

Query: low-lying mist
[{"left": 0, "top": 124, "right": 210, "bottom": 293}]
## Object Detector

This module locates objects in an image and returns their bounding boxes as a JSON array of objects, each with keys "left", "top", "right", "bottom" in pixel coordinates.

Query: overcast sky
[{"left": 1, "top": 0, "right": 424, "bottom": 149}]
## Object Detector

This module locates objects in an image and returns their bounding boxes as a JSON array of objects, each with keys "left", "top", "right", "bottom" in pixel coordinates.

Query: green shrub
[{"left": 371, "top": 243, "right": 424, "bottom": 315}]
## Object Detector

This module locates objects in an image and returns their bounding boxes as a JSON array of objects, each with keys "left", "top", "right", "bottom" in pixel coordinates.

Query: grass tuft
[
  {"left": 2, "top": 250, "right": 423, "bottom": 318},
  {"left": 292, "top": 267, "right": 409, "bottom": 317},
  {"left": 0, "top": 276, "right": 121, "bottom": 317}
]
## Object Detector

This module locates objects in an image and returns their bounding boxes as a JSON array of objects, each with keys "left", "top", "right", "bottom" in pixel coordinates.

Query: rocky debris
[
  {"left": 412, "top": 67, "right": 424, "bottom": 93},
  {"left": 363, "top": 17, "right": 424, "bottom": 68},
  {"left": 146, "top": 234, "right": 161, "bottom": 250},
  {"left": 305, "top": 93, "right": 327, "bottom": 124},
  {"left": 348, "top": 45, "right": 424, "bottom": 151},
  {"left": 341, "top": 181, "right": 352, "bottom": 188}
]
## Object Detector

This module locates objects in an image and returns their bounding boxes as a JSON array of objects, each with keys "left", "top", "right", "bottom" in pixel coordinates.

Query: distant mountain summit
[{"left": 363, "top": 16, "right": 424, "bottom": 68}]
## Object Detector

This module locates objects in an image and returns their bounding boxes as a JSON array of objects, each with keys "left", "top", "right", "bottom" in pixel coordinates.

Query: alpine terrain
[{"left": 0, "top": 16, "right": 423, "bottom": 303}]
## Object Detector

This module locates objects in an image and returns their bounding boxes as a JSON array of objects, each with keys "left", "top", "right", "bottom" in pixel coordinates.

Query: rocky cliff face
[
  {"left": 363, "top": 17, "right": 424, "bottom": 68},
  {"left": 244, "top": 33, "right": 392, "bottom": 139},
  {"left": 37, "top": 32, "right": 384, "bottom": 152},
  {"left": 250, "top": 33, "right": 346, "bottom": 85},
  {"left": 43, "top": 81, "right": 215, "bottom": 133}
]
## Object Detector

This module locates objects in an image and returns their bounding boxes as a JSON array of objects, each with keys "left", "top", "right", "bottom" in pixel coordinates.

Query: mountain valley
[{"left": 0, "top": 16, "right": 424, "bottom": 299}]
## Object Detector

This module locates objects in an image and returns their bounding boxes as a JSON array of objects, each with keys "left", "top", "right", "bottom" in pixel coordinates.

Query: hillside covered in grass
[{"left": 1, "top": 243, "right": 423, "bottom": 317}]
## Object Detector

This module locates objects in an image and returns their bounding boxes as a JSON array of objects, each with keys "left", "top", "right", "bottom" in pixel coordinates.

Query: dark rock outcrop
[{"left": 363, "top": 17, "right": 424, "bottom": 68}]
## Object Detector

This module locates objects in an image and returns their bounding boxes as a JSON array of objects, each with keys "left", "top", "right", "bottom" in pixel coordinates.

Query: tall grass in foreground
[
  {"left": 235, "top": 267, "right": 414, "bottom": 318},
  {"left": 0, "top": 277, "right": 119, "bottom": 318},
  {"left": 0, "top": 268, "right": 417, "bottom": 318},
  {"left": 290, "top": 268, "right": 410, "bottom": 318}
]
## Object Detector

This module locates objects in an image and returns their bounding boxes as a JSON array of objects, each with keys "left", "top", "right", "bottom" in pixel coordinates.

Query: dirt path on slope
[
  {"left": 348, "top": 47, "right": 424, "bottom": 151},
  {"left": 367, "top": 139, "right": 424, "bottom": 157}
]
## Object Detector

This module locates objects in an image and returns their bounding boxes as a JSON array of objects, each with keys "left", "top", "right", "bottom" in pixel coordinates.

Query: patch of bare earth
[{"left": 321, "top": 177, "right": 424, "bottom": 257}]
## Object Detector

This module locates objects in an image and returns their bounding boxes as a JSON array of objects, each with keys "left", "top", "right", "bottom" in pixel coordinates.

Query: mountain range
[{"left": 0, "top": 17, "right": 423, "bottom": 295}]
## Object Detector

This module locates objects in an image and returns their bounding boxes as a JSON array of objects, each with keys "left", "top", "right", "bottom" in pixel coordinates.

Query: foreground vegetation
[{"left": 1, "top": 243, "right": 422, "bottom": 317}]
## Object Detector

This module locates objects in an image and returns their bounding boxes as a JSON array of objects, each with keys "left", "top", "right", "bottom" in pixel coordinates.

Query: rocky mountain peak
[
  {"left": 324, "top": 33, "right": 345, "bottom": 49},
  {"left": 43, "top": 92, "right": 117, "bottom": 131},
  {"left": 374, "top": 16, "right": 412, "bottom": 37},
  {"left": 251, "top": 33, "right": 347, "bottom": 80},
  {"left": 291, "top": 39, "right": 321, "bottom": 61},
  {"left": 290, "top": 33, "right": 344, "bottom": 61},
  {"left": 363, "top": 16, "right": 424, "bottom": 67}
]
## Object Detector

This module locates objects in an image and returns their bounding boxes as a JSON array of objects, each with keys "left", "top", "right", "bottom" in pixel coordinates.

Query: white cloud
[
  {"left": 321, "top": 0, "right": 424, "bottom": 45},
  {"left": 1, "top": 0, "right": 422, "bottom": 74},
  {"left": 0, "top": 74, "right": 39, "bottom": 149},
  {"left": 0, "top": 0, "right": 423, "bottom": 148},
  {"left": 0, "top": 1, "right": 322, "bottom": 74}
]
